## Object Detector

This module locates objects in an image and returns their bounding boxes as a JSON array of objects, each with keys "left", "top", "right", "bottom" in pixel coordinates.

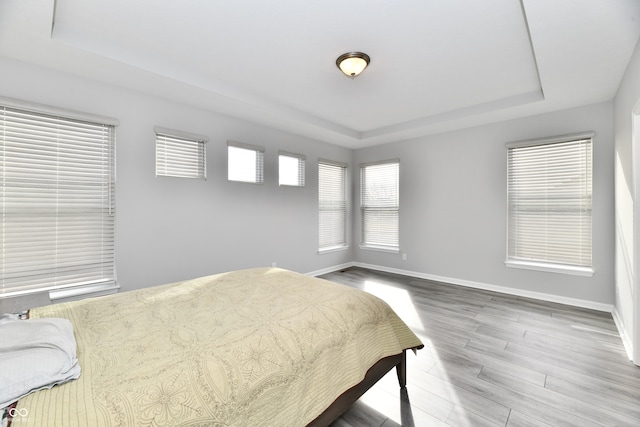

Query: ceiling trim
[
  {"left": 50, "top": 0, "right": 57, "bottom": 36},
  {"left": 361, "top": 90, "right": 545, "bottom": 140},
  {"left": 519, "top": 0, "right": 545, "bottom": 99}
]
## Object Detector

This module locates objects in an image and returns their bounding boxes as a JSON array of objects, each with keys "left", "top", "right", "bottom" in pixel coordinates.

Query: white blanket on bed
[{"left": 0, "top": 313, "right": 81, "bottom": 409}]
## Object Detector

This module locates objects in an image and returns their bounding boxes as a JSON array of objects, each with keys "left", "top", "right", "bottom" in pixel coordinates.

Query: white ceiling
[{"left": 1, "top": 0, "right": 639, "bottom": 148}]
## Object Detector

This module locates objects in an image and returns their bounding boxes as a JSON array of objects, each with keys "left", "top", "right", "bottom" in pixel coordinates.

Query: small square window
[
  {"left": 228, "top": 141, "right": 264, "bottom": 184},
  {"left": 155, "top": 127, "right": 207, "bottom": 179},
  {"left": 279, "top": 152, "right": 305, "bottom": 187}
]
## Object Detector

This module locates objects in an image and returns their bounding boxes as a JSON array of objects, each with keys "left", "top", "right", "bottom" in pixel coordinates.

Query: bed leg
[{"left": 396, "top": 350, "right": 407, "bottom": 389}]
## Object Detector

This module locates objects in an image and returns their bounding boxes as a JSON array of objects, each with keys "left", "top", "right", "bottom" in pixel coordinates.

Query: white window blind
[
  {"left": 319, "top": 160, "right": 347, "bottom": 251},
  {"left": 506, "top": 133, "right": 593, "bottom": 274},
  {"left": 155, "top": 127, "right": 207, "bottom": 179},
  {"left": 1, "top": 102, "right": 117, "bottom": 299},
  {"left": 360, "top": 160, "right": 399, "bottom": 251},
  {"left": 228, "top": 141, "right": 264, "bottom": 183},
  {"left": 279, "top": 151, "right": 305, "bottom": 187}
]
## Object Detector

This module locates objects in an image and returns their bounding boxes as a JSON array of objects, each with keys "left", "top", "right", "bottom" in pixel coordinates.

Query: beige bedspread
[{"left": 16, "top": 268, "right": 422, "bottom": 426}]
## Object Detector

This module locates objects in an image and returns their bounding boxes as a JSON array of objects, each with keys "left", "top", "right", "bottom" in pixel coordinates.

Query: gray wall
[
  {"left": 614, "top": 36, "right": 640, "bottom": 363},
  {"left": 0, "top": 57, "right": 354, "bottom": 292},
  {"left": 354, "top": 102, "right": 615, "bottom": 308},
  {"left": 0, "top": 55, "right": 619, "bottom": 310}
]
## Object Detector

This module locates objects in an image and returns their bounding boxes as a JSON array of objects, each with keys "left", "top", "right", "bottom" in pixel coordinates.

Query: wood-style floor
[{"left": 320, "top": 267, "right": 640, "bottom": 427}]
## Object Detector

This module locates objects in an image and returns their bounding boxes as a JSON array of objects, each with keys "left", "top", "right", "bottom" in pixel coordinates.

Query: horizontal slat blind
[
  {"left": 1, "top": 105, "right": 116, "bottom": 298},
  {"left": 507, "top": 136, "right": 592, "bottom": 267},
  {"left": 228, "top": 141, "right": 264, "bottom": 183},
  {"left": 360, "top": 160, "right": 399, "bottom": 250},
  {"left": 279, "top": 151, "right": 305, "bottom": 187},
  {"left": 155, "top": 128, "right": 206, "bottom": 179},
  {"left": 319, "top": 160, "right": 347, "bottom": 250}
]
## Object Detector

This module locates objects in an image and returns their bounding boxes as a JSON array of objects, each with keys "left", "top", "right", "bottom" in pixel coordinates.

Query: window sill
[
  {"left": 318, "top": 245, "right": 349, "bottom": 255},
  {"left": 359, "top": 244, "right": 400, "bottom": 254},
  {"left": 50, "top": 282, "right": 119, "bottom": 303},
  {"left": 228, "top": 179, "right": 263, "bottom": 185},
  {"left": 505, "top": 260, "right": 594, "bottom": 277}
]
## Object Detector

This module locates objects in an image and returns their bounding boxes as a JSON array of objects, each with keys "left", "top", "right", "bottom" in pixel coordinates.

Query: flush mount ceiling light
[{"left": 336, "top": 52, "right": 370, "bottom": 78}]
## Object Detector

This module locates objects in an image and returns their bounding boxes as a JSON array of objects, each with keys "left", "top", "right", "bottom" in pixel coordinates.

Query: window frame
[
  {"left": 505, "top": 132, "right": 594, "bottom": 276},
  {"left": 318, "top": 159, "right": 349, "bottom": 253},
  {"left": 279, "top": 151, "right": 306, "bottom": 187},
  {"left": 227, "top": 140, "right": 265, "bottom": 184},
  {"left": 155, "top": 126, "right": 207, "bottom": 179},
  {"left": 0, "top": 96, "right": 119, "bottom": 302},
  {"left": 359, "top": 159, "right": 400, "bottom": 253}
]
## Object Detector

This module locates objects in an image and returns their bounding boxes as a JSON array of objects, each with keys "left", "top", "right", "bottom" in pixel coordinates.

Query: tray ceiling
[{"left": 1, "top": 0, "right": 639, "bottom": 148}]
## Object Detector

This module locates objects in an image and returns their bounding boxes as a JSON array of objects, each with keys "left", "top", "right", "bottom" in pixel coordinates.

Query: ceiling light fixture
[{"left": 336, "top": 52, "right": 370, "bottom": 78}]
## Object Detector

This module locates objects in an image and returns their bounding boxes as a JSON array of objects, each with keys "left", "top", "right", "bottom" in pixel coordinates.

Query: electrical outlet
[
  {"left": 402, "top": 253, "right": 407, "bottom": 261},
  {"left": 271, "top": 262, "right": 277, "bottom": 267}
]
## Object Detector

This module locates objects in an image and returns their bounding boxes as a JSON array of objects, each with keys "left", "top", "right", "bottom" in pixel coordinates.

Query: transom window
[
  {"left": 279, "top": 151, "right": 305, "bottom": 187},
  {"left": 227, "top": 141, "right": 264, "bottom": 184},
  {"left": 155, "top": 127, "right": 207, "bottom": 179}
]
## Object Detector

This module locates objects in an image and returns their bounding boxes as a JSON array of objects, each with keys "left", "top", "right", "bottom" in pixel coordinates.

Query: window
[
  {"left": 360, "top": 160, "right": 399, "bottom": 252},
  {"left": 228, "top": 141, "right": 264, "bottom": 183},
  {"left": 279, "top": 151, "right": 305, "bottom": 187},
  {"left": 155, "top": 127, "right": 207, "bottom": 179},
  {"left": 318, "top": 160, "right": 348, "bottom": 252},
  {"left": 506, "top": 133, "right": 593, "bottom": 275},
  {"left": 0, "top": 99, "right": 118, "bottom": 301}
]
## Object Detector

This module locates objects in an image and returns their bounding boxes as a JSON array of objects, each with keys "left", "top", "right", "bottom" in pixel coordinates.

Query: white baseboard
[
  {"left": 343, "top": 262, "right": 614, "bottom": 313},
  {"left": 611, "top": 307, "right": 634, "bottom": 362},
  {"left": 306, "top": 262, "right": 356, "bottom": 278}
]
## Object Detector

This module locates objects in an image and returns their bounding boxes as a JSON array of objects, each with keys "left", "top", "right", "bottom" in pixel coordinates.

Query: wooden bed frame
[{"left": 309, "top": 347, "right": 421, "bottom": 426}]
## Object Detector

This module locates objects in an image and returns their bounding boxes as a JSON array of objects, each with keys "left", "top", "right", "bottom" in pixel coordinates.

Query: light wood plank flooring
[{"left": 320, "top": 267, "right": 640, "bottom": 427}]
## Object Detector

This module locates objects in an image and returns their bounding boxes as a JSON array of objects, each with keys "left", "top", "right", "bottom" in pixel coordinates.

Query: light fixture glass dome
[{"left": 336, "top": 52, "right": 370, "bottom": 78}]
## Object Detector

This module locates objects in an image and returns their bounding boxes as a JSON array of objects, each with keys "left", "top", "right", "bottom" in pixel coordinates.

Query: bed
[{"left": 7, "top": 267, "right": 423, "bottom": 426}]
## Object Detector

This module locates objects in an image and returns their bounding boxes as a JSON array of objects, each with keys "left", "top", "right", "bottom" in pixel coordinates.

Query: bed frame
[{"left": 309, "top": 348, "right": 419, "bottom": 426}]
